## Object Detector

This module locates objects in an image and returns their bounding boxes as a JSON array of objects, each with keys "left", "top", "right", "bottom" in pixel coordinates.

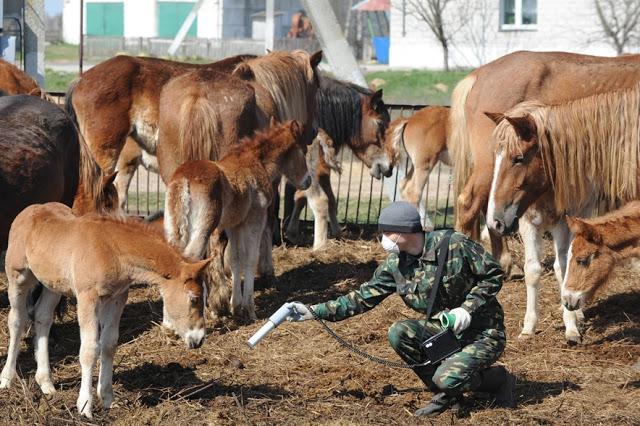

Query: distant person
[{"left": 287, "top": 10, "right": 314, "bottom": 38}]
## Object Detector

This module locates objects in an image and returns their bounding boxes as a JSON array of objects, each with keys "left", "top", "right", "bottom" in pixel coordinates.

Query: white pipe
[
  {"left": 265, "top": 0, "right": 274, "bottom": 51},
  {"left": 168, "top": 0, "right": 205, "bottom": 56}
]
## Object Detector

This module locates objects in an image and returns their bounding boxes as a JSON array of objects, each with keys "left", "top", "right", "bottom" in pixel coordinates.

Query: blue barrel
[{"left": 373, "top": 36, "right": 390, "bottom": 65}]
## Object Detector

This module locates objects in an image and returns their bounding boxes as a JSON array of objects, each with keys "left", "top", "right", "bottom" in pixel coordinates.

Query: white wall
[
  {"left": 390, "top": 0, "right": 623, "bottom": 69},
  {"left": 125, "top": 0, "right": 157, "bottom": 38},
  {"left": 63, "top": 0, "right": 80, "bottom": 44},
  {"left": 197, "top": 0, "right": 222, "bottom": 39}
]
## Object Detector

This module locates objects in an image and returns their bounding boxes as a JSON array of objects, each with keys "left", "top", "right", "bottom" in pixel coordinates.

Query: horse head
[
  {"left": 562, "top": 216, "right": 616, "bottom": 311},
  {"left": 276, "top": 119, "right": 312, "bottom": 191},
  {"left": 485, "top": 108, "right": 550, "bottom": 236},
  {"left": 360, "top": 88, "right": 392, "bottom": 179},
  {"left": 160, "top": 258, "right": 210, "bottom": 349}
]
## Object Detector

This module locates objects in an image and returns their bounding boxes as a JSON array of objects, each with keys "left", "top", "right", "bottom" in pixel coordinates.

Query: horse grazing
[
  {"left": 0, "top": 95, "right": 117, "bottom": 251},
  {"left": 486, "top": 83, "right": 640, "bottom": 342},
  {"left": 449, "top": 51, "right": 640, "bottom": 278},
  {"left": 383, "top": 105, "right": 450, "bottom": 227},
  {"left": 562, "top": 201, "right": 640, "bottom": 311},
  {"left": 0, "top": 59, "right": 41, "bottom": 96},
  {"left": 285, "top": 75, "right": 391, "bottom": 248},
  {"left": 0, "top": 203, "right": 209, "bottom": 418},
  {"left": 165, "top": 120, "right": 312, "bottom": 320}
]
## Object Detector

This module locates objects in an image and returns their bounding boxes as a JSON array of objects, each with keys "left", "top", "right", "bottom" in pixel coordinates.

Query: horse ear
[
  {"left": 370, "top": 89, "right": 383, "bottom": 107},
  {"left": 289, "top": 120, "right": 302, "bottom": 137},
  {"left": 233, "top": 63, "right": 254, "bottom": 81},
  {"left": 484, "top": 111, "right": 505, "bottom": 125},
  {"left": 103, "top": 171, "right": 117, "bottom": 187},
  {"left": 266, "top": 48, "right": 273, "bottom": 54},
  {"left": 567, "top": 216, "right": 602, "bottom": 244},
  {"left": 186, "top": 257, "right": 213, "bottom": 279},
  {"left": 269, "top": 116, "right": 277, "bottom": 127},
  {"left": 505, "top": 114, "right": 536, "bottom": 142},
  {"left": 310, "top": 50, "right": 323, "bottom": 69}
]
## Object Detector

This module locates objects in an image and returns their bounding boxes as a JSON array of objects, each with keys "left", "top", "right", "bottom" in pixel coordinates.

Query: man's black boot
[
  {"left": 476, "top": 366, "right": 516, "bottom": 408},
  {"left": 414, "top": 392, "right": 462, "bottom": 417}
]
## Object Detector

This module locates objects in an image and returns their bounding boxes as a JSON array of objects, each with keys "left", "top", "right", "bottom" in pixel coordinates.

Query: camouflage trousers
[{"left": 387, "top": 319, "right": 506, "bottom": 395}]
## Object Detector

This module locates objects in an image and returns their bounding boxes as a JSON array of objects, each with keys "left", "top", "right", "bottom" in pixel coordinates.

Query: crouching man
[{"left": 287, "top": 201, "right": 515, "bottom": 416}]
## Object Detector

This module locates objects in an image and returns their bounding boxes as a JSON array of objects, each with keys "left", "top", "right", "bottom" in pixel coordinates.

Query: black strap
[{"left": 424, "top": 230, "right": 454, "bottom": 320}]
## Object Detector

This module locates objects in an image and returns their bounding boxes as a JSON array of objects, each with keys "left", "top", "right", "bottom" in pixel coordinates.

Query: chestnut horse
[
  {"left": 64, "top": 54, "right": 256, "bottom": 175},
  {"left": 1, "top": 203, "right": 208, "bottom": 418},
  {"left": 383, "top": 105, "right": 450, "bottom": 228},
  {"left": 450, "top": 51, "right": 640, "bottom": 278},
  {"left": 0, "top": 95, "right": 117, "bottom": 251},
  {"left": 285, "top": 75, "right": 391, "bottom": 249},
  {"left": 165, "top": 120, "right": 312, "bottom": 321},
  {"left": 0, "top": 59, "right": 41, "bottom": 96},
  {"left": 486, "top": 84, "right": 640, "bottom": 342},
  {"left": 562, "top": 201, "right": 640, "bottom": 311}
]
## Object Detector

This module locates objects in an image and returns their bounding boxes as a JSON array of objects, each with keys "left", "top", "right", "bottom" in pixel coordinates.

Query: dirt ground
[{"left": 0, "top": 231, "right": 638, "bottom": 425}]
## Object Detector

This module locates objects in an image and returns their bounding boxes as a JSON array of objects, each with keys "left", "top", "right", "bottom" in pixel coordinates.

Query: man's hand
[
  {"left": 449, "top": 307, "right": 471, "bottom": 334},
  {"left": 286, "top": 302, "right": 314, "bottom": 322}
]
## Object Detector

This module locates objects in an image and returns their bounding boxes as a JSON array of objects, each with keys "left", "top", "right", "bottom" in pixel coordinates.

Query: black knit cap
[{"left": 378, "top": 201, "right": 423, "bottom": 233}]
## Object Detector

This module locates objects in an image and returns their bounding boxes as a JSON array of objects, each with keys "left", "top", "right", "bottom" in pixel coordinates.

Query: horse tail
[
  {"left": 179, "top": 94, "right": 220, "bottom": 163},
  {"left": 449, "top": 74, "right": 476, "bottom": 200}
]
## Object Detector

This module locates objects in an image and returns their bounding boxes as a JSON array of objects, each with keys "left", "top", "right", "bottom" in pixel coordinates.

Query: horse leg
[
  {"left": 76, "top": 294, "right": 100, "bottom": 418},
  {"left": 551, "top": 221, "right": 582, "bottom": 344},
  {"left": 227, "top": 228, "right": 244, "bottom": 318},
  {"left": 401, "top": 165, "right": 433, "bottom": 229},
  {"left": 318, "top": 174, "right": 340, "bottom": 238},
  {"left": 241, "top": 215, "right": 267, "bottom": 321},
  {"left": 97, "top": 291, "right": 128, "bottom": 409},
  {"left": 114, "top": 138, "right": 142, "bottom": 210},
  {"left": 308, "top": 186, "right": 330, "bottom": 250},
  {"left": 33, "top": 287, "right": 62, "bottom": 395},
  {"left": 285, "top": 190, "right": 306, "bottom": 244},
  {"left": 518, "top": 215, "right": 544, "bottom": 340},
  {"left": 0, "top": 269, "right": 37, "bottom": 389},
  {"left": 205, "top": 230, "right": 231, "bottom": 318}
]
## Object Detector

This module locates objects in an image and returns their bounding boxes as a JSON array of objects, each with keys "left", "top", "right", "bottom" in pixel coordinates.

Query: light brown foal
[{"left": 1, "top": 203, "right": 209, "bottom": 418}]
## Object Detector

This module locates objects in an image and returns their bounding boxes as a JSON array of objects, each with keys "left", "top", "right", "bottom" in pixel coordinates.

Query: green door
[
  {"left": 86, "top": 2, "right": 124, "bottom": 37},
  {"left": 158, "top": 2, "right": 198, "bottom": 38}
]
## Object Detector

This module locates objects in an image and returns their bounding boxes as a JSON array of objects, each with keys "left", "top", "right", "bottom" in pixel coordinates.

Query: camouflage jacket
[{"left": 312, "top": 230, "right": 505, "bottom": 330}]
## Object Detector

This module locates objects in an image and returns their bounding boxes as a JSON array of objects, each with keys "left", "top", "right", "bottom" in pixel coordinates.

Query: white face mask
[{"left": 381, "top": 234, "right": 400, "bottom": 254}]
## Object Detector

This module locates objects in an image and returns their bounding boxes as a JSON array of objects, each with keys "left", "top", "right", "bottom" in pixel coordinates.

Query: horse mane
[
  {"left": 578, "top": 200, "right": 640, "bottom": 247},
  {"left": 314, "top": 74, "right": 367, "bottom": 149},
  {"left": 497, "top": 85, "right": 640, "bottom": 212},
  {"left": 242, "top": 51, "right": 314, "bottom": 123}
]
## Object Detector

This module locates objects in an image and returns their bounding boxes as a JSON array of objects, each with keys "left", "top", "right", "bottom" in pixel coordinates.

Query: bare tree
[
  {"left": 594, "top": 0, "right": 640, "bottom": 55},
  {"left": 402, "top": 0, "right": 469, "bottom": 71}
]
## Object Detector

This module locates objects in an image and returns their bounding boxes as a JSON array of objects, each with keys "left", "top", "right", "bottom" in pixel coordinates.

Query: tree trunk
[{"left": 442, "top": 42, "right": 450, "bottom": 71}]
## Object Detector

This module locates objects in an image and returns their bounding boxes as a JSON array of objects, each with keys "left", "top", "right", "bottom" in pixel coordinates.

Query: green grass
[
  {"left": 45, "top": 42, "right": 80, "bottom": 62},
  {"left": 365, "top": 69, "right": 469, "bottom": 105},
  {"left": 45, "top": 69, "right": 77, "bottom": 92}
]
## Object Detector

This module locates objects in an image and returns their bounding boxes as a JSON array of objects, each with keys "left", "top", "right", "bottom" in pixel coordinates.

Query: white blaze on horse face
[
  {"left": 560, "top": 241, "right": 585, "bottom": 310},
  {"left": 487, "top": 150, "right": 504, "bottom": 231}
]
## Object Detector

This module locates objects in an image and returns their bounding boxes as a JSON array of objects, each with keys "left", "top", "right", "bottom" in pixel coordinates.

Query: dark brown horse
[{"left": 0, "top": 95, "right": 117, "bottom": 251}]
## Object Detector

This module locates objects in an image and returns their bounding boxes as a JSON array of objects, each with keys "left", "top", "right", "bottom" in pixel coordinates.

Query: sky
[{"left": 45, "top": 0, "right": 64, "bottom": 17}]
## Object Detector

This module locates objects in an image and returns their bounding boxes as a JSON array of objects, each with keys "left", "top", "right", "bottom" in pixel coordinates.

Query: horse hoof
[
  {"left": 508, "top": 265, "right": 524, "bottom": 281},
  {"left": 39, "top": 381, "right": 56, "bottom": 395},
  {"left": 0, "top": 378, "right": 11, "bottom": 389},
  {"left": 517, "top": 332, "right": 533, "bottom": 340},
  {"left": 565, "top": 333, "right": 582, "bottom": 345}
]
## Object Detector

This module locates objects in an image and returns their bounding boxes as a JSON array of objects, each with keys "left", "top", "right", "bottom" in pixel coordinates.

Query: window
[{"left": 501, "top": 0, "right": 537, "bottom": 30}]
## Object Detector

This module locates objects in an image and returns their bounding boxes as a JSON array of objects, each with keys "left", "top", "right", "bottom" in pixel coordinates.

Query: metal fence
[
  {"left": 83, "top": 36, "right": 321, "bottom": 60},
  {"left": 46, "top": 93, "right": 454, "bottom": 229}
]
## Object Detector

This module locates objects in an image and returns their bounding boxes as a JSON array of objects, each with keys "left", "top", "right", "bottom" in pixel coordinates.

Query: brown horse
[
  {"left": 486, "top": 83, "right": 640, "bottom": 342},
  {"left": 0, "top": 59, "right": 41, "bottom": 96},
  {"left": 1, "top": 202, "right": 209, "bottom": 418},
  {"left": 64, "top": 54, "right": 256, "bottom": 174},
  {"left": 0, "top": 95, "right": 117, "bottom": 251},
  {"left": 155, "top": 50, "right": 322, "bottom": 182},
  {"left": 284, "top": 74, "right": 390, "bottom": 248},
  {"left": 449, "top": 51, "right": 640, "bottom": 276},
  {"left": 562, "top": 201, "right": 640, "bottom": 312},
  {"left": 165, "top": 120, "right": 312, "bottom": 321},
  {"left": 384, "top": 105, "right": 450, "bottom": 227}
]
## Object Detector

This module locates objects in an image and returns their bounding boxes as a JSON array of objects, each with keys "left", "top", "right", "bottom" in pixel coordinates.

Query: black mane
[{"left": 314, "top": 74, "right": 373, "bottom": 149}]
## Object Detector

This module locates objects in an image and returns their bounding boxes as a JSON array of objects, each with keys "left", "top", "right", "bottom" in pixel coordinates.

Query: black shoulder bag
[{"left": 420, "top": 230, "right": 462, "bottom": 364}]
